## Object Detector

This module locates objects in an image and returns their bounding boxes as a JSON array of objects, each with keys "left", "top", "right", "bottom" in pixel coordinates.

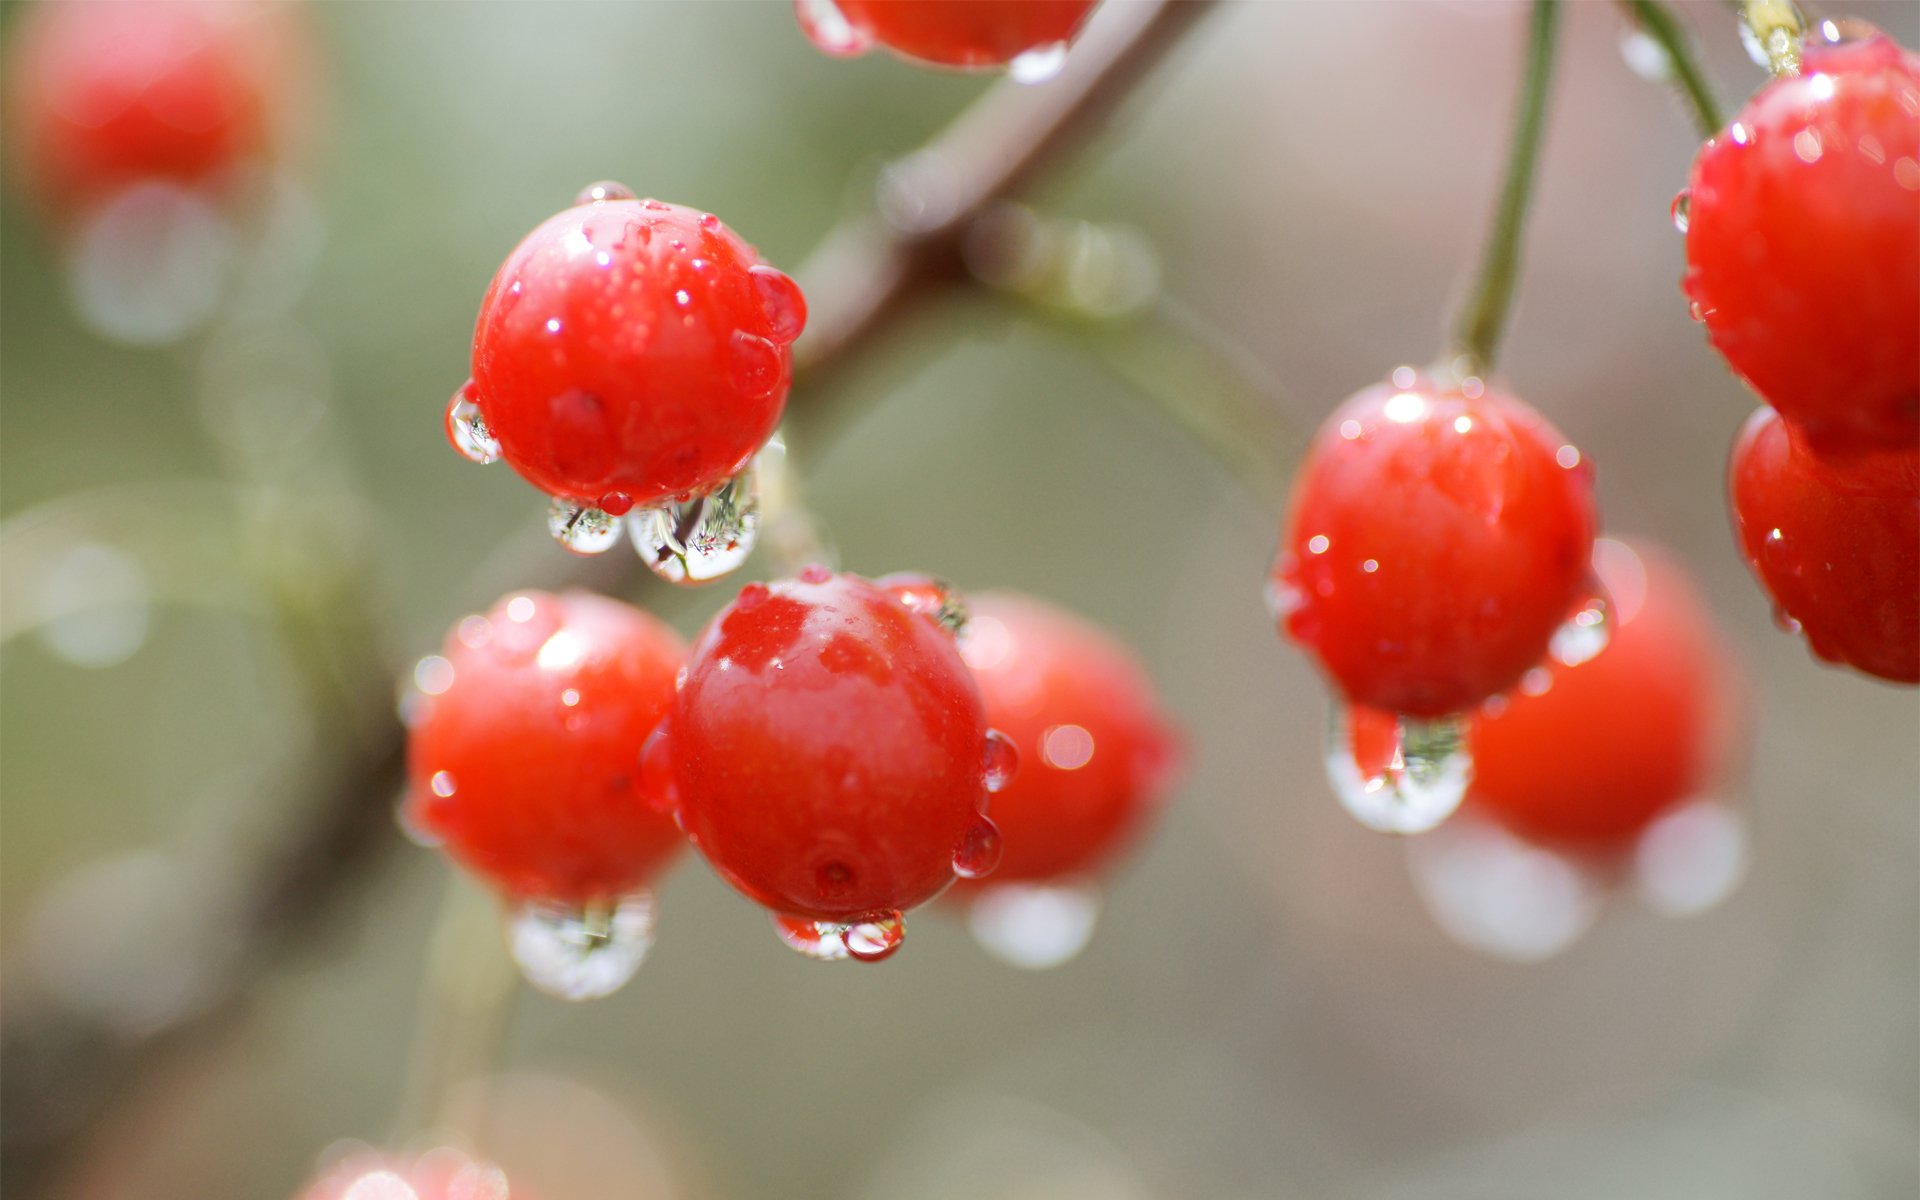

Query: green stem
[
  {"left": 1453, "top": 0, "right": 1563, "bottom": 377},
  {"left": 1621, "top": 0, "right": 1728, "bottom": 136}
]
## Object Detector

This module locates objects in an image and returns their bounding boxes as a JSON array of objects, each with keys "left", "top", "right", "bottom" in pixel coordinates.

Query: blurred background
[{"left": 2, "top": 1, "right": 1916, "bottom": 1197}]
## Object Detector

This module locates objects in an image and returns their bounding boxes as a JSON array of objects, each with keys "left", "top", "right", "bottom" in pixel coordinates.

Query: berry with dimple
[
  {"left": 954, "top": 592, "right": 1180, "bottom": 885},
  {"left": 1468, "top": 539, "right": 1742, "bottom": 852},
  {"left": 1682, "top": 34, "right": 1920, "bottom": 454},
  {"left": 658, "top": 569, "right": 1006, "bottom": 956},
  {"left": 457, "top": 193, "right": 806, "bottom": 516},
  {"left": 1274, "top": 371, "right": 1599, "bottom": 718},
  {"left": 404, "top": 590, "right": 687, "bottom": 903},
  {"left": 1728, "top": 406, "right": 1918, "bottom": 683},
  {"left": 6, "top": 0, "right": 300, "bottom": 213},
  {"left": 796, "top": 0, "right": 1096, "bottom": 74}
]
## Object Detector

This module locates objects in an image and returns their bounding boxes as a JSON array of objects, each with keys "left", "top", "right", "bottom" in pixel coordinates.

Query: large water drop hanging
[
  {"left": 507, "top": 892, "right": 656, "bottom": 1000},
  {"left": 1324, "top": 705, "right": 1472, "bottom": 835},
  {"left": 628, "top": 466, "right": 759, "bottom": 584}
]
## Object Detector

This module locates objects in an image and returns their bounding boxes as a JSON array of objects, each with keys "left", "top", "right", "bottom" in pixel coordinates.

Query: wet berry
[
  {"left": 462, "top": 194, "right": 805, "bottom": 509},
  {"left": 796, "top": 0, "right": 1096, "bottom": 72},
  {"left": 7, "top": 0, "right": 300, "bottom": 213},
  {"left": 296, "top": 1147, "right": 511, "bottom": 1200},
  {"left": 1683, "top": 34, "right": 1920, "bottom": 455},
  {"left": 405, "top": 590, "right": 687, "bottom": 903},
  {"left": 663, "top": 571, "right": 1000, "bottom": 927},
  {"left": 954, "top": 593, "right": 1180, "bottom": 885},
  {"left": 1273, "top": 371, "right": 1599, "bottom": 718},
  {"left": 1469, "top": 539, "right": 1741, "bottom": 853},
  {"left": 1728, "top": 406, "right": 1919, "bottom": 683}
]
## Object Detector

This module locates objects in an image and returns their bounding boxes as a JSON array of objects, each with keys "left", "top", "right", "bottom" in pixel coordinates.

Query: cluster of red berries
[{"left": 1685, "top": 30, "right": 1919, "bottom": 684}]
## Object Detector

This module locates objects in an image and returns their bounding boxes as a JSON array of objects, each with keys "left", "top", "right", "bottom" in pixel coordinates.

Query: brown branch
[{"left": 0, "top": 2, "right": 1218, "bottom": 1194}]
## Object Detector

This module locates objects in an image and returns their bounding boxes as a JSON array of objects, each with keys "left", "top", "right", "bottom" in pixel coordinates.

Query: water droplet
[
  {"left": 1634, "top": 799, "right": 1748, "bottom": 916},
  {"left": 843, "top": 910, "right": 905, "bottom": 962},
  {"left": 729, "top": 330, "right": 785, "bottom": 400},
  {"left": 507, "top": 892, "right": 656, "bottom": 1000},
  {"left": 547, "top": 497, "right": 623, "bottom": 555},
  {"left": 773, "top": 914, "right": 851, "bottom": 960},
  {"left": 627, "top": 466, "right": 758, "bottom": 583},
  {"left": 1549, "top": 585, "right": 1612, "bottom": 668},
  {"left": 878, "top": 573, "right": 968, "bottom": 634},
  {"left": 798, "top": 563, "right": 834, "bottom": 585},
  {"left": 750, "top": 264, "right": 807, "bottom": 344},
  {"left": 573, "top": 180, "right": 635, "bottom": 205},
  {"left": 1403, "top": 810, "right": 1603, "bottom": 962},
  {"left": 1324, "top": 705, "right": 1472, "bottom": 835},
  {"left": 953, "top": 816, "right": 1003, "bottom": 879},
  {"left": 1688, "top": 298, "right": 1710, "bottom": 323},
  {"left": 967, "top": 882, "right": 1102, "bottom": 970},
  {"left": 1670, "top": 189, "right": 1691, "bottom": 233},
  {"left": 981, "top": 729, "right": 1020, "bottom": 794},
  {"left": 795, "top": 0, "right": 871, "bottom": 55},
  {"left": 1008, "top": 41, "right": 1070, "bottom": 85},
  {"left": 446, "top": 384, "right": 500, "bottom": 464},
  {"left": 598, "top": 490, "right": 634, "bottom": 517},
  {"left": 1620, "top": 28, "right": 1673, "bottom": 80}
]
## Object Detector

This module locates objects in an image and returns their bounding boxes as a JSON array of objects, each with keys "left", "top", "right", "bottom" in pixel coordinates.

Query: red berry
[
  {"left": 296, "top": 1148, "right": 511, "bottom": 1200},
  {"left": 663, "top": 571, "right": 1001, "bottom": 930},
  {"left": 1468, "top": 539, "right": 1741, "bottom": 853},
  {"left": 7, "top": 0, "right": 299, "bottom": 213},
  {"left": 953, "top": 593, "right": 1180, "bottom": 885},
  {"left": 462, "top": 195, "right": 805, "bottom": 510},
  {"left": 1728, "top": 406, "right": 1919, "bottom": 683},
  {"left": 1683, "top": 34, "right": 1920, "bottom": 455},
  {"left": 405, "top": 590, "right": 687, "bottom": 903},
  {"left": 1273, "top": 372, "right": 1600, "bottom": 717},
  {"left": 796, "top": 0, "right": 1096, "bottom": 72}
]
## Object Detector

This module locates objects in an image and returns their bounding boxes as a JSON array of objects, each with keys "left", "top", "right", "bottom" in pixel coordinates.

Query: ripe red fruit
[
  {"left": 460, "top": 194, "right": 805, "bottom": 511},
  {"left": 660, "top": 569, "right": 1002, "bottom": 935},
  {"left": 296, "top": 1148, "right": 510, "bottom": 1200},
  {"left": 7, "top": 0, "right": 298, "bottom": 212},
  {"left": 954, "top": 593, "right": 1180, "bottom": 885},
  {"left": 1728, "top": 406, "right": 1919, "bottom": 684},
  {"left": 1683, "top": 34, "right": 1920, "bottom": 455},
  {"left": 1468, "top": 539, "right": 1741, "bottom": 852},
  {"left": 796, "top": 0, "right": 1096, "bottom": 72},
  {"left": 1273, "top": 371, "right": 1600, "bottom": 718},
  {"left": 405, "top": 590, "right": 687, "bottom": 903}
]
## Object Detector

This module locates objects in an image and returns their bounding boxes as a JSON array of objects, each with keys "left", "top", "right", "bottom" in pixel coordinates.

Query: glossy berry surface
[
  {"left": 665, "top": 570, "right": 995, "bottom": 921},
  {"left": 465, "top": 195, "right": 805, "bottom": 509},
  {"left": 1683, "top": 34, "right": 1920, "bottom": 454},
  {"left": 1728, "top": 406, "right": 1919, "bottom": 683},
  {"left": 297, "top": 1148, "right": 511, "bottom": 1200},
  {"left": 406, "top": 590, "right": 687, "bottom": 902},
  {"left": 1274, "top": 373, "right": 1599, "bottom": 717},
  {"left": 797, "top": 0, "right": 1096, "bottom": 70},
  {"left": 7, "top": 0, "right": 292, "bottom": 211},
  {"left": 955, "top": 593, "right": 1180, "bottom": 884},
  {"left": 1469, "top": 539, "right": 1739, "bottom": 852}
]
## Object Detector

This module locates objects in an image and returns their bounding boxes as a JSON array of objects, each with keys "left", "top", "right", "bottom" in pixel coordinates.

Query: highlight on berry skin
[
  {"left": 294, "top": 1145, "right": 510, "bottom": 1200},
  {"left": 1402, "top": 538, "right": 1749, "bottom": 962},
  {"left": 400, "top": 589, "right": 688, "bottom": 1000},
  {"left": 944, "top": 592, "right": 1181, "bottom": 969},
  {"left": 650, "top": 567, "right": 1013, "bottom": 963},
  {"left": 449, "top": 185, "right": 807, "bottom": 580},
  {"left": 1272, "top": 365, "right": 1602, "bottom": 835},
  {"left": 794, "top": 0, "right": 1099, "bottom": 82}
]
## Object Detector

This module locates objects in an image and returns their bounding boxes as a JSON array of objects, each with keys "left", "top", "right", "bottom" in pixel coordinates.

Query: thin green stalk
[
  {"left": 1621, "top": 0, "right": 1728, "bottom": 136},
  {"left": 1453, "top": 0, "right": 1563, "bottom": 377}
]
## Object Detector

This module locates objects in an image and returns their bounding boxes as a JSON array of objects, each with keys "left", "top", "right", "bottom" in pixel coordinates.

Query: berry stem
[
  {"left": 1740, "top": 0, "right": 1805, "bottom": 76},
  {"left": 1620, "top": 0, "right": 1728, "bottom": 136},
  {"left": 1453, "top": 0, "right": 1563, "bottom": 378}
]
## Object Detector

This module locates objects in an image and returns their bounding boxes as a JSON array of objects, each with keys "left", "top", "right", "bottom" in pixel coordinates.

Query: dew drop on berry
[
  {"left": 1324, "top": 705, "right": 1472, "bottom": 835},
  {"left": 1669, "top": 189, "right": 1691, "bottom": 233},
  {"left": 507, "top": 891, "right": 657, "bottom": 1001},
  {"left": 546, "top": 498, "right": 623, "bottom": 555},
  {"left": 772, "top": 914, "right": 852, "bottom": 961},
  {"left": 446, "top": 384, "right": 500, "bottom": 465},
  {"left": 1402, "top": 809, "right": 1603, "bottom": 962},
  {"left": 627, "top": 466, "right": 759, "bottom": 584},
  {"left": 981, "top": 729, "right": 1020, "bottom": 794},
  {"left": 574, "top": 180, "right": 636, "bottom": 206},
  {"left": 729, "top": 330, "right": 785, "bottom": 401},
  {"left": 1633, "top": 799, "right": 1749, "bottom": 917},
  {"left": 843, "top": 910, "right": 905, "bottom": 962},
  {"left": 597, "top": 491, "right": 634, "bottom": 517},
  {"left": 798, "top": 563, "right": 834, "bottom": 585},
  {"left": 1548, "top": 584, "right": 1613, "bottom": 668},
  {"left": 795, "top": 0, "right": 872, "bottom": 56},
  {"left": 967, "top": 882, "right": 1102, "bottom": 970},
  {"left": 952, "top": 816, "right": 1004, "bottom": 880},
  {"left": 1008, "top": 41, "right": 1070, "bottom": 85},
  {"left": 750, "top": 264, "right": 807, "bottom": 345}
]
